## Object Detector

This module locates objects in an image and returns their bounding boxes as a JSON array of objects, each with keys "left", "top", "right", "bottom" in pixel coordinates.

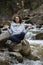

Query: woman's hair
[{"left": 12, "top": 14, "right": 22, "bottom": 23}]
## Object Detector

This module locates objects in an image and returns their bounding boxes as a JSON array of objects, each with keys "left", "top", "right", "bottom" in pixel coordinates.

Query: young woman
[{"left": 8, "top": 15, "right": 32, "bottom": 43}]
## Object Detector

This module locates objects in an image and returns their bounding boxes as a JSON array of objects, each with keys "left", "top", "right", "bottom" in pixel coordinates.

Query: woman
[{"left": 8, "top": 15, "right": 31, "bottom": 43}]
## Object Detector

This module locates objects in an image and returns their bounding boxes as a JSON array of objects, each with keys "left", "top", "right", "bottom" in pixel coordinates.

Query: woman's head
[{"left": 12, "top": 14, "right": 22, "bottom": 23}]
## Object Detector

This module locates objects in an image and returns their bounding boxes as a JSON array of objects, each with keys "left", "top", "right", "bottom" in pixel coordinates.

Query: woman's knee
[{"left": 21, "top": 32, "right": 25, "bottom": 37}]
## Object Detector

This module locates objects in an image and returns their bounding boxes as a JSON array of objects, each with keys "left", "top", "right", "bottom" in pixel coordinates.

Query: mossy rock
[{"left": 36, "top": 33, "right": 43, "bottom": 40}]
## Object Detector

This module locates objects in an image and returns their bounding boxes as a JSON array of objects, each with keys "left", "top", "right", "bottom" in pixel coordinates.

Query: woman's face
[{"left": 15, "top": 16, "right": 20, "bottom": 23}]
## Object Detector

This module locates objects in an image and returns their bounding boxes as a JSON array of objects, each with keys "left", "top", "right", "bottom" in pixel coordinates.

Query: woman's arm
[{"left": 23, "top": 22, "right": 32, "bottom": 33}]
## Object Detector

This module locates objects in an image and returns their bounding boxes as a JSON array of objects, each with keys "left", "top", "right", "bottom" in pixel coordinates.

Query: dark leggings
[{"left": 9, "top": 32, "right": 25, "bottom": 43}]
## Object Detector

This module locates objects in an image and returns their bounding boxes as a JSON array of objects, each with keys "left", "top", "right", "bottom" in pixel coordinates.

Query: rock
[
  {"left": 0, "top": 30, "right": 10, "bottom": 41},
  {"left": 12, "top": 43, "right": 22, "bottom": 52},
  {"left": 9, "top": 39, "right": 39, "bottom": 61},
  {"left": 9, "top": 52, "right": 23, "bottom": 63},
  {"left": 0, "top": 38, "right": 7, "bottom": 44},
  {"left": 0, "top": 61, "right": 9, "bottom": 65},
  {"left": 0, "top": 53, "right": 10, "bottom": 65},
  {"left": 0, "top": 30, "right": 10, "bottom": 47},
  {"left": 36, "top": 33, "right": 43, "bottom": 40},
  {"left": 27, "top": 54, "right": 40, "bottom": 61},
  {"left": 21, "top": 40, "right": 40, "bottom": 60},
  {"left": 7, "top": 41, "right": 22, "bottom": 51},
  {"left": 20, "top": 39, "right": 31, "bottom": 56},
  {"left": 10, "top": 39, "right": 31, "bottom": 56}
]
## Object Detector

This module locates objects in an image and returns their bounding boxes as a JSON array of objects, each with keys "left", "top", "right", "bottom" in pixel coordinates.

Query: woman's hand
[
  {"left": 28, "top": 24, "right": 32, "bottom": 29},
  {"left": 4, "top": 25, "right": 9, "bottom": 29}
]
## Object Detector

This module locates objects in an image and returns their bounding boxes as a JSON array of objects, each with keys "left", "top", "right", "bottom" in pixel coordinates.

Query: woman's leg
[
  {"left": 8, "top": 32, "right": 25, "bottom": 43},
  {"left": 19, "top": 32, "right": 25, "bottom": 40},
  {"left": 8, "top": 35, "right": 21, "bottom": 43}
]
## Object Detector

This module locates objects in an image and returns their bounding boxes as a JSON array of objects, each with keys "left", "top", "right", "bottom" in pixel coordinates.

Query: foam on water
[
  {"left": 27, "top": 40, "right": 43, "bottom": 45},
  {"left": 13, "top": 58, "right": 43, "bottom": 65}
]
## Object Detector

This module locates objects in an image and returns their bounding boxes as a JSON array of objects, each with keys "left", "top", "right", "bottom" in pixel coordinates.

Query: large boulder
[
  {"left": 9, "top": 52, "right": 23, "bottom": 63},
  {"left": 20, "top": 39, "right": 31, "bottom": 56},
  {"left": 20, "top": 40, "right": 39, "bottom": 60},
  {"left": 8, "top": 39, "right": 39, "bottom": 61},
  {"left": 9, "top": 39, "right": 31, "bottom": 56}
]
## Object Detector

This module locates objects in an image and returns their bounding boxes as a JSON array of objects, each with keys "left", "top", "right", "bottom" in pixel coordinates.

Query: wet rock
[
  {"left": 0, "top": 53, "right": 10, "bottom": 65},
  {"left": 20, "top": 40, "right": 39, "bottom": 60},
  {"left": 9, "top": 39, "right": 31, "bottom": 56},
  {"left": 0, "top": 38, "right": 7, "bottom": 44},
  {"left": 20, "top": 39, "right": 31, "bottom": 56},
  {"left": 36, "top": 33, "right": 43, "bottom": 40},
  {"left": 8, "top": 39, "right": 39, "bottom": 61},
  {"left": 9, "top": 52, "right": 23, "bottom": 63},
  {"left": 12, "top": 43, "right": 22, "bottom": 52},
  {"left": 0, "top": 30, "right": 10, "bottom": 46},
  {"left": 6, "top": 41, "right": 22, "bottom": 51},
  {"left": 0, "top": 61, "right": 9, "bottom": 65},
  {"left": 30, "top": 43, "right": 43, "bottom": 58}
]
